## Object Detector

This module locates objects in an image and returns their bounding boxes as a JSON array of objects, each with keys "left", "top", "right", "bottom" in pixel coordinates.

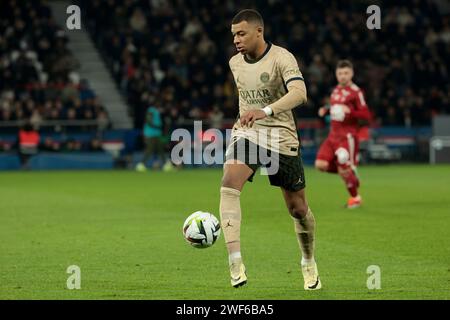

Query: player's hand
[
  {"left": 318, "top": 107, "right": 328, "bottom": 117},
  {"left": 240, "top": 110, "right": 266, "bottom": 128},
  {"left": 342, "top": 105, "right": 351, "bottom": 113}
]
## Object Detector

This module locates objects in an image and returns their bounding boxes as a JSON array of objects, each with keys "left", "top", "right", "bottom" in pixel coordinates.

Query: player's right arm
[
  {"left": 318, "top": 105, "right": 330, "bottom": 117},
  {"left": 228, "top": 56, "right": 238, "bottom": 85},
  {"left": 318, "top": 96, "right": 334, "bottom": 117}
]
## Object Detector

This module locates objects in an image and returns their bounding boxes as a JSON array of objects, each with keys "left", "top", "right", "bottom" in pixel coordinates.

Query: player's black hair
[
  {"left": 231, "top": 9, "right": 264, "bottom": 28},
  {"left": 336, "top": 59, "right": 353, "bottom": 69}
]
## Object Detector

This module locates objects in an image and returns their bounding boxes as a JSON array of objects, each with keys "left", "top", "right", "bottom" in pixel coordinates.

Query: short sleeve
[
  {"left": 278, "top": 50, "right": 304, "bottom": 86},
  {"left": 355, "top": 89, "right": 368, "bottom": 109}
]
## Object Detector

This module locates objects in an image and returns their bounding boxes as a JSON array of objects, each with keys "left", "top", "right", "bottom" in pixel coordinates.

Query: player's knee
[
  {"left": 221, "top": 175, "right": 243, "bottom": 191},
  {"left": 337, "top": 166, "right": 351, "bottom": 178},
  {"left": 315, "top": 160, "right": 328, "bottom": 172},
  {"left": 335, "top": 148, "right": 350, "bottom": 165},
  {"left": 287, "top": 202, "right": 309, "bottom": 219}
]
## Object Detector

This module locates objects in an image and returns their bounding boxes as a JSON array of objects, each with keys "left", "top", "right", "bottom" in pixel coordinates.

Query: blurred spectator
[
  {"left": 96, "top": 109, "right": 110, "bottom": 132},
  {"left": 130, "top": 8, "right": 147, "bottom": 33},
  {"left": 63, "top": 138, "right": 82, "bottom": 152},
  {"left": 18, "top": 122, "right": 40, "bottom": 169},
  {"left": 209, "top": 105, "right": 224, "bottom": 129},
  {"left": 0, "top": 0, "right": 110, "bottom": 131},
  {"left": 30, "top": 109, "right": 43, "bottom": 129},
  {"left": 135, "top": 104, "right": 166, "bottom": 171},
  {"left": 77, "top": 0, "right": 449, "bottom": 128},
  {"left": 2, "top": 0, "right": 448, "bottom": 134},
  {"left": 88, "top": 138, "right": 103, "bottom": 152},
  {"left": 136, "top": 105, "right": 173, "bottom": 172},
  {"left": 40, "top": 137, "right": 61, "bottom": 152}
]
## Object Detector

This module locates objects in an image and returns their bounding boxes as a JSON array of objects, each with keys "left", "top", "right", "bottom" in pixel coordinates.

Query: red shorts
[{"left": 316, "top": 133, "right": 359, "bottom": 166}]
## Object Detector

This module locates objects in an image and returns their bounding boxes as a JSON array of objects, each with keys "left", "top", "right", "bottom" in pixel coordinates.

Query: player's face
[
  {"left": 231, "top": 21, "right": 260, "bottom": 55},
  {"left": 336, "top": 67, "right": 354, "bottom": 86}
]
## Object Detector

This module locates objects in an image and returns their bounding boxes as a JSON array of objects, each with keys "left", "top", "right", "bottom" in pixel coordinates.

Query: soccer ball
[{"left": 182, "top": 211, "right": 221, "bottom": 248}]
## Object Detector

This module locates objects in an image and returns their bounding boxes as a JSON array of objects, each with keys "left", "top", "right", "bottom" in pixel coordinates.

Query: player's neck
[
  {"left": 246, "top": 40, "right": 268, "bottom": 61},
  {"left": 338, "top": 81, "right": 353, "bottom": 87}
]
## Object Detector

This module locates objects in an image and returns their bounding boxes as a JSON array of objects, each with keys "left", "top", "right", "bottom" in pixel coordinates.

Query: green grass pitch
[{"left": 0, "top": 165, "right": 449, "bottom": 300}]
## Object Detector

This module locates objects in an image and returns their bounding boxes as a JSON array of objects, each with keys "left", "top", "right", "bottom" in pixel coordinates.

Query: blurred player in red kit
[{"left": 315, "top": 60, "right": 371, "bottom": 208}]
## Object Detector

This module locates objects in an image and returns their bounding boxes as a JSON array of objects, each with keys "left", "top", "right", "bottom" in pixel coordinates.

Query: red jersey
[
  {"left": 327, "top": 83, "right": 370, "bottom": 137},
  {"left": 19, "top": 130, "right": 40, "bottom": 147}
]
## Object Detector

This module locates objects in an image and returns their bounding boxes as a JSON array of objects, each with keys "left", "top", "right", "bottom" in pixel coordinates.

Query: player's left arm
[
  {"left": 240, "top": 51, "right": 307, "bottom": 127},
  {"left": 350, "top": 90, "right": 371, "bottom": 122},
  {"left": 266, "top": 51, "right": 307, "bottom": 115}
]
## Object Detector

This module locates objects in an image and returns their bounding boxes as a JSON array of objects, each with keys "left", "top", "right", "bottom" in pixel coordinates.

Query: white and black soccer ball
[{"left": 182, "top": 211, "right": 221, "bottom": 248}]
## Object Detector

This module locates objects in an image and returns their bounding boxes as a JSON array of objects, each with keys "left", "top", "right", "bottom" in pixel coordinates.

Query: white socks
[
  {"left": 229, "top": 251, "right": 242, "bottom": 265},
  {"left": 301, "top": 257, "right": 315, "bottom": 266}
]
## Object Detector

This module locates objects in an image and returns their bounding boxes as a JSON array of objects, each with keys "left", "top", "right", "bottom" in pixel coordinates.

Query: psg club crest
[{"left": 260, "top": 72, "right": 270, "bottom": 83}]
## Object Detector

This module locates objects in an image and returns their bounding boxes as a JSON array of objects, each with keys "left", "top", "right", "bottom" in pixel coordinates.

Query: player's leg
[
  {"left": 352, "top": 137, "right": 361, "bottom": 188},
  {"left": 220, "top": 159, "right": 254, "bottom": 287},
  {"left": 336, "top": 134, "right": 361, "bottom": 208},
  {"left": 19, "top": 151, "right": 30, "bottom": 170},
  {"left": 136, "top": 137, "right": 154, "bottom": 171},
  {"left": 155, "top": 136, "right": 167, "bottom": 169},
  {"left": 268, "top": 152, "right": 321, "bottom": 290},
  {"left": 315, "top": 159, "right": 338, "bottom": 173},
  {"left": 315, "top": 137, "right": 338, "bottom": 174},
  {"left": 281, "top": 187, "right": 321, "bottom": 290},
  {"left": 221, "top": 160, "right": 253, "bottom": 255},
  {"left": 159, "top": 135, "right": 174, "bottom": 171}
]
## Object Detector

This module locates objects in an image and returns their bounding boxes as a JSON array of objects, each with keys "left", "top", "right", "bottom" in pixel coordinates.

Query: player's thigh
[
  {"left": 222, "top": 137, "right": 260, "bottom": 190},
  {"left": 336, "top": 134, "right": 357, "bottom": 166},
  {"left": 315, "top": 138, "right": 334, "bottom": 169},
  {"left": 146, "top": 137, "right": 156, "bottom": 153},
  {"left": 221, "top": 160, "right": 254, "bottom": 191},
  {"left": 353, "top": 137, "right": 360, "bottom": 166},
  {"left": 315, "top": 159, "right": 329, "bottom": 171},
  {"left": 156, "top": 137, "right": 165, "bottom": 154},
  {"left": 268, "top": 152, "right": 306, "bottom": 193}
]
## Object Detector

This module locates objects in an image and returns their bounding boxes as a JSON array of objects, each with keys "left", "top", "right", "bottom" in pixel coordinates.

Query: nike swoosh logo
[
  {"left": 232, "top": 271, "right": 247, "bottom": 281},
  {"left": 308, "top": 277, "right": 320, "bottom": 289}
]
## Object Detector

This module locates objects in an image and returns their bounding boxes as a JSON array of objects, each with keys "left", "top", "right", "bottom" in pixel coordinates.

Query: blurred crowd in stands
[
  {"left": 78, "top": 0, "right": 449, "bottom": 129},
  {"left": 0, "top": 131, "right": 103, "bottom": 152},
  {"left": 1, "top": 0, "right": 449, "bottom": 140},
  {"left": 0, "top": 0, "right": 110, "bottom": 130}
]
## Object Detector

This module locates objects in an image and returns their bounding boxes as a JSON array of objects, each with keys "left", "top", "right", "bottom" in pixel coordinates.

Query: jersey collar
[{"left": 244, "top": 41, "right": 272, "bottom": 64}]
